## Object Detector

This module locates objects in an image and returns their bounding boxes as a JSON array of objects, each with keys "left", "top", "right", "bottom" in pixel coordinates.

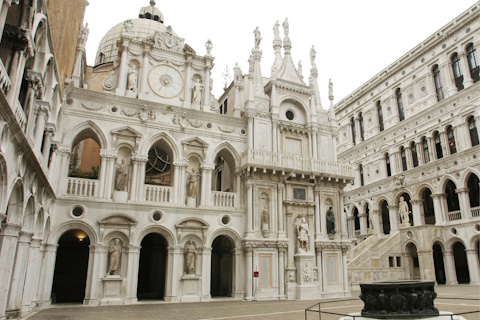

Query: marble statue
[
  {"left": 115, "top": 160, "right": 128, "bottom": 192},
  {"left": 254, "top": 26, "right": 262, "bottom": 49},
  {"left": 248, "top": 55, "right": 254, "bottom": 73},
  {"left": 297, "top": 60, "right": 303, "bottom": 77},
  {"left": 192, "top": 79, "right": 203, "bottom": 104},
  {"left": 398, "top": 196, "right": 410, "bottom": 224},
  {"left": 187, "top": 168, "right": 200, "bottom": 197},
  {"left": 326, "top": 206, "right": 336, "bottom": 234},
  {"left": 273, "top": 20, "right": 280, "bottom": 38},
  {"left": 127, "top": 65, "right": 137, "bottom": 92},
  {"left": 234, "top": 63, "right": 242, "bottom": 84},
  {"left": 184, "top": 239, "right": 196, "bottom": 275},
  {"left": 282, "top": 18, "right": 289, "bottom": 37},
  {"left": 310, "top": 45, "right": 316, "bottom": 65},
  {"left": 262, "top": 206, "right": 269, "bottom": 230},
  {"left": 107, "top": 238, "right": 122, "bottom": 276},
  {"left": 79, "top": 23, "right": 89, "bottom": 46},
  {"left": 329, "top": 79, "right": 333, "bottom": 97},
  {"left": 297, "top": 217, "right": 310, "bottom": 252},
  {"left": 124, "top": 19, "right": 133, "bottom": 32},
  {"left": 205, "top": 39, "right": 213, "bottom": 55},
  {"left": 368, "top": 204, "right": 375, "bottom": 231}
]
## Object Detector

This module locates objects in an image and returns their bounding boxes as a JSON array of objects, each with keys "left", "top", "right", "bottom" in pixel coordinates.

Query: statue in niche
[
  {"left": 187, "top": 168, "right": 200, "bottom": 198},
  {"left": 184, "top": 239, "right": 197, "bottom": 275},
  {"left": 398, "top": 196, "right": 410, "bottom": 224},
  {"left": 282, "top": 18, "right": 289, "bottom": 37},
  {"left": 115, "top": 160, "right": 128, "bottom": 192},
  {"left": 326, "top": 206, "right": 336, "bottom": 234},
  {"left": 107, "top": 238, "right": 122, "bottom": 276},
  {"left": 253, "top": 26, "right": 262, "bottom": 49},
  {"left": 127, "top": 65, "right": 138, "bottom": 92},
  {"left": 192, "top": 79, "right": 203, "bottom": 104},
  {"left": 310, "top": 45, "right": 316, "bottom": 66},
  {"left": 273, "top": 20, "right": 280, "bottom": 38},
  {"left": 296, "top": 216, "right": 310, "bottom": 253},
  {"left": 262, "top": 206, "right": 269, "bottom": 231}
]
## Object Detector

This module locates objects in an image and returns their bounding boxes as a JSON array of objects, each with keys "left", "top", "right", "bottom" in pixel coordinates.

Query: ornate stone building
[
  {"left": 337, "top": 2, "right": 480, "bottom": 288},
  {"left": 0, "top": 1, "right": 352, "bottom": 318}
]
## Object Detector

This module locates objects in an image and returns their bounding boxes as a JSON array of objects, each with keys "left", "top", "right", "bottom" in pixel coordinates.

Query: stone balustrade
[
  {"left": 212, "top": 191, "right": 236, "bottom": 208},
  {"left": 66, "top": 177, "right": 99, "bottom": 197},
  {"left": 471, "top": 206, "right": 480, "bottom": 218},
  {"left": 241, "top": 149, "right": 352, "bottom": 178},
  {"left": 144, "top": 184, "right": 173, "bottom": 203},
  {"left": 447, "top": 210, "right": 462, "bottom": 221},
  {"left": 0, "top": 60, "right": 11, "bottom": 94},
  {"left": 14, "top": 100, "right": 26, "bottom": 131}
]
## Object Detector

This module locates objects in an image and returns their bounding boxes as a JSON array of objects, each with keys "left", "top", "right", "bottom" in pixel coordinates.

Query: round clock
[{"left": 148, "top": 64, "right": 184, "bottom": 98}]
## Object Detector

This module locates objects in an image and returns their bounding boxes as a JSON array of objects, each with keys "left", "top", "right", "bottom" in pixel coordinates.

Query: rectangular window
[
  {"left": 293, "top": 188, "right": 306, "bottom": 200},
  {"left": 396, "top": 256, "right": 402, "bottom": 267},
  {"left": 389, "top": 256, "right": 394, "bottom": 268}
]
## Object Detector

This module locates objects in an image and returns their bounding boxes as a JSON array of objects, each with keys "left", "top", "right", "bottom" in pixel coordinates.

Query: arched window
[
  {"left": 446, "top": 125, "right": 457, "bottom": 154},
  {"left": 468, "top": 116, "right": 479, "bottom": 147},
  {"left": 385, "top": 153, "right": 391, "bottom": 177},
  {"left": 377, "top": 101, "right": 384, "bottom": 132},
  {"left": 422, "top": 188, "right": 435, "bottom": 225},
  {"left": 411, "top": 141, "right": 418, "bottom": 167},
  {"left": 351, "top": 117, "right": 356, "bottom": 145},
  {"left": 422, "top": 137, "right": 430, "bottom": 163},
  {"left": 353, "top": 207, "right": 360, "bottom": 231},
  {"left": 434, "top": 131, "right": 443, "bottom": 159},
  {"left": 396, "top": 88, "right": 405, "bottom": 121},
  {"left": 466, "top": 43, "right": 479, "bottom": 83},
  {"left": 400, "top": 146, "right": 407, "bottom": 171},
  {"left": 432, "top": 65, "right": 444, "bottom": 101},
  {"left": 445, "top": 180, "right": 460, "bottom": 212},
  {"left": 451, "top": 53, "right": 464, "bottom": 91},
  {"left": 467, "top": 173, "right": 480, "bottom": 209},
  {"left": 359, "top": 164, "right": 364, "bottom": 186},
  {"left": 145, "top": 142, "right": 173, "bottom": 186},
  {"left": 359, "top": 112, "right": 365, "bottom": 141}
]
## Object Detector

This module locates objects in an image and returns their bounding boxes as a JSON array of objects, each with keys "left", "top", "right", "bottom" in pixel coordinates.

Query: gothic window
[
  {"left": 351, "top": 117, "right": 356, "bottom": 145},
  {"left": 353, "top": 207, "right": 360, "bottom": 231},
  {"left": 467, "top": 173, "right": 480, "bottom": 208},
  {"left": 359, "top": 164, "right": 364, "bottom": 186},
  {"left": 432, "top": 65, "right": 444, "bottom": 101},
  {"left": 468, "top": 116, "right": 479, "bottom": 147},
  {"left": 411, "top": 141, "right": 418, "bottom": 167},
  {"left": 434, "top": 131, "right": 443, "bottom": 159},
  {"left": 68, "top": 136, "right": 100, "bottom": 180},
  {"left": 422, "top": 137, "right": 430, "bottom": 163},
  {"left": 359, "top": 112, "right": 365, "bottom": 141},
  {"left": 451, "top": 53, "right": 464, "bottom": 91},
  {"left": 422, "top": 188, "right": 435, "bottom": 225},
  {"left": 377, "top": 101, "right": 384, "bottom": 132},
  {"left": 400, "top": 146, "right": 407, "bottom": 171},
  {"left": 385, "top": 153, "right": 391, "bottom": 177},
  {"left": 466, "top": 43, "right": 479, "bottom": 83},
  {"left": 396, "top": 88, "right": 405, "bottom": 121},
  {"left": 145, "top": 144, "right": 172, "bottom": 186},
  {"left": 445, "top": 180, "right": 460, "bottom": 212},
  {"left": 446, "top": 125, "right": 457, "bottom": 154},
  {"left": 219, "top": 99, "right": 228, "bottom": 115}
]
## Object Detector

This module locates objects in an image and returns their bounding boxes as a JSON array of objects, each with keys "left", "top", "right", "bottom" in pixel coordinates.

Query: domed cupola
[{"left": 139, "top": 0, "right": 164, "bottom": 23}]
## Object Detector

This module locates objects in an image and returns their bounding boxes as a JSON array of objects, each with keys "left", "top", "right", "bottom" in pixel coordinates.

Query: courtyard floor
[{"left": 23, "top": 285, "right": 479, "bottom": 320}]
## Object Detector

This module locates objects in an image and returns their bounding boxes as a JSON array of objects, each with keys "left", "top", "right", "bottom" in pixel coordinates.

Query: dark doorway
[
  {"left": 423, "top": 189, "right": 435, "bottom": 225},
  {"left": 137, "top": 233, "right": 167, "bottom": 300},
  {"left": 453, "top": 242, "right": 470, "bottom": 284},
  {"left": 433, "top": 243, "right": 446, "bottom": 284},
  {"left": 211, "top": 235, "right": 233, "bottom": 297},
  {"left": 381, "top": 201, "right": 390, "bottom": 235},
  {"left": 51, "top": 230, "right": 90, "bottom": 303}
]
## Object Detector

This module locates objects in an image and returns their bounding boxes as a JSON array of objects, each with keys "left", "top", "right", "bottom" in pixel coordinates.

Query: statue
[
  {"left": 115, "top": 160, "right": 128, "bottom": 192},
  {"left": 282, "top": 18, "right": 289, "bottom": 37},
  {"left": 248, "top": 55, "right": 254, "bottom": 73},
  {"left": 253, "top": 26, "right": 262, "bottom": 49},
  {"left": 187, "top": 168, "right": 200, "bottom": 198},
  {"left": 107, "top": 238, "right": 122, "bottom": 276},
  {"left": 368, "top": 204, "right": 375, "bottom": 231},
  {"left": 123, "top": 19, "right": 133, "bottom": 32},
  {"left": 329, "top": 79, "right": 333, "bottom": 97},
  {"left": 234, "top": 63, "right": 242, "bottom": 84},
  {"left": 310, "top": 45, "right": 316, "bottom": 65},
  {"left": 262, "top": 206, "right": 269, "bottom": 230},
  {"left": 79, "top": 23, "right": 89, "bottom": 47},
  {"left": 398, "top": 196, "right": 410, "bottom": 224},
  {"left": 326, "top": 206, "right": 336, "bottom": 234},
  {"left": 127, "top": 65, "right": 137, "bottom": 92},
  {"left": 184, "top": 239, "right": 197, "bottom": 275},
  {"left": 296, "top": 217, "right": 310, "bottom": 252},
  {"left": 273, "top": 20, "right": 280, "bottom": 38},
  {"left": 192, "top": 79, "right": 202, "bottom": 104},
  {"left": 297, "top": 60, "right": 303, "bottom": 77}
]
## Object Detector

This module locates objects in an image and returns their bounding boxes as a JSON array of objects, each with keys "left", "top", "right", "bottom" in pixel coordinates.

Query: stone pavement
[{"left": 23, "top": 285, "right": 479, "bottom": 320}]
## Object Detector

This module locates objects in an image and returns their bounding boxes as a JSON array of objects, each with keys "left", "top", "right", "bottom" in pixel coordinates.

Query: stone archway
[
  {"left": 137, "top": 233, "right": 167, "bottom": 300},
  {"left": 51, "top": 230, "right": 90, "bottom": 303},
  {"left": 210, "top": 235, "right": 234, "bottom": 297},
  {"left": 406, "top": 243, "right": 420, "bottom": 279},
  {"left": 452, "top": 242, "right": 470, "bottom": 284}
]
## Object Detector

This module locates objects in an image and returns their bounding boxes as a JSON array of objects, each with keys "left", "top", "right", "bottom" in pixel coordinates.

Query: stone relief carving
[{"left": 301, "top": 263, "right": 312, "bottom": 282}]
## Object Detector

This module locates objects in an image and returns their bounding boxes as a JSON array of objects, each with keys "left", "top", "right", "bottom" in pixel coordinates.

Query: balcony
[
  {"left": 212, "top": 191, "right": 237, "bottom": 208},
  {"left": 144, "top": 184, "right": 173, "bottom": 203},
  {"left": 471, "top": 206, "right": 480, "bottom": 218},
  {"left": 66, "top": 177, "right": 99, "bottom": 197},
  {"left": 241, "top": 149, "right": 353, "bottom": 179},
  {"left": 447, "top": 210, "right": 461, "bottom": 221},
  {"left": 13, "top": 100, "right": 26, "bottom": 132},
  {"left": 0, "top": 60, "right": 11, "bottom": 94}
]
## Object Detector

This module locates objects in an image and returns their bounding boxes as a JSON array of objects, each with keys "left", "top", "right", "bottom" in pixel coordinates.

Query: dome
[{"left": 94, "top": 1, "right": 175, "bottom": 66}]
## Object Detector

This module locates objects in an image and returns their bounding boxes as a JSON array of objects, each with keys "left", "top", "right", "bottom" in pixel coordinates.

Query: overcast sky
[{"left": 84, "top": 0, "right": 477, "bottom": 108}]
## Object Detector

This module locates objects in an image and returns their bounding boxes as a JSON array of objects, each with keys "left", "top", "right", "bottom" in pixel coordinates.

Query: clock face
[{"left": 148, "top": 65, "right": 184, "bottom": 98}]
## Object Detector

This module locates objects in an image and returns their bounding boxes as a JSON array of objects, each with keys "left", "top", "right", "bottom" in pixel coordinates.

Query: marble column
[
  {"left": 139, "top": 45, "right": 150, "bottom": 94},
  {"left": 41, "top": 127, "right": 54, "bottom": 166},
  {"left": 246, "top": 182, "right": 254, "bottom": 235},
  {"left": 272, "top": 121, "right": 278, "bottom": 153},
  {"left": 0, "top": 223, "right": 21, "bottom": 318},
  {"left": 431, "top": 194, "right": 444, "bottom": 225},
  {"left": 33, "top": 106, "right": 48, "bottom": 153},
  {"left": 314, "top": 188, "right": 320, "bottom": 239},
  {"left": 405, "top": 146, "right": 412, "bottom": 170},
  {"left": 443, "top": 251, "right": 457, "bottom": 285},
  {"left": 347, "top": 217, "right": 355, "bottom": 239},
  {"left": 201, "top": 247, "right": 212, "bottom": 300},
  {"left": 200, "top": 163, "right": 214, "bottom": 207},
  {"left": 37, "top": 244, "right": 58, "bottom": 306},
  {"left": 440, "top": 131, "right": 448, "bottom": 156},
  {"left": 277, "top": 184, "right": 285, "bottom": 238},
  {"left": 245, "top": 247, "right": 253, "bottom": 300},
  {"left": 278, "top": 247, "right": 285, "bottom": 298},
  {"left": 135, "top": 156, "right": 148, "bottom": 202},
  {"left": 315, "top": 246, "right": 323, "bottom": 292},
  {"left": 20, "top": 237, "right": 41, "bottom": 315},
  {"left": 247, "top": 117, "right": 254, "bottom": 149},
  {"left": 312, "top": 129, "right": 318, "bottom": 160},
  {"left": 359, "top": 213, "right": 367, "bottom": 235},
  {"left": 459, "top": 51, "right": 474, "bottom": 88},
  {"left": 426, "top": 137, "right": 435, "bottom": 161},
  {"left": 411, "top": 199, "right": 422, "bottom": 226},
  {"left": 98, "top": 150, "right": 110, "bottom": 199},
  {"left": 416, "top": 140, "right": 424, "bottom": 165},
  {"left": 124, "top": 245, "right": 140, "bottom": 304},
  {"left": 387, "top": 205, "right": 399, "bottom": 232},
  {"left": 83, "top": 245, "right": 103, "bottom": 305},
  {"left": 0, "top": 0, "right": 12, "bottom": 44},
  {"left": 183, "top": 56, "right": 193, "bottom": 108},
  {"left": 456, "top": 188, "right": 471, "bottom": 219},
  {"left": 465, "top": 249, "right": 480, "bottom": 285},
  {"left": 354, "top": 116, "right": 362, "bottom": 144},
  {"left": 115, "top": 39, "right": 130, "bottom": 96},
  {"left": 202, "top": 63, "right": 212, "bottom": 112}
]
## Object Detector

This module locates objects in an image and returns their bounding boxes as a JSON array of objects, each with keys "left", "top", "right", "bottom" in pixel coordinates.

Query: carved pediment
[
  {"left": 182, "top": 137, "right": 209, "bottom": 158},
  {"left": 99, "top": 214, "right": 138, "bottom": 227},
  {"left": 183, "top": 43, "right": 196, "bottom": 56},
  {"left": 111, "top": 126, "right": 143, "bottom": 150},
  {"left": 176, "top": 218, "right": 209, "bottom": 243}
]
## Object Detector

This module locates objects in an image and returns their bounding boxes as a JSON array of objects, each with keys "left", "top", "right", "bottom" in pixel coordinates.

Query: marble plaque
[
  {"left": 259, "top": 255, "right": 272, "bottom": 288},
  {"left": 327, "top": 254, "right": 338, "bottom": 284}
]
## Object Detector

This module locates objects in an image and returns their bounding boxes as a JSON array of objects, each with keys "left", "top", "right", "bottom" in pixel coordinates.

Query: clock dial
[{"left": 148, "top": 65, "right": 184, "bottom": 98}]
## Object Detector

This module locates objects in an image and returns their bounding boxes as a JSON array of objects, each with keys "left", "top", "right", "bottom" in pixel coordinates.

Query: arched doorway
[
  {"left": 406, "top": 243, "right": 420, "bottom": 279},
  {"left": 137, "top": 233, "right": 167, "bottom": 300},
  {"left": 432, "top": 243, "right": 446, "bottom": 284},
  {"left": 211, "top": 235, "right": 234, "bottom": 297},
  {"left": 452, "top": 242, "right": 470, "bottom": 284},
  {"left": 51, "top": 230, "right": 90, "bottom": 303},
  {"left": 381, "top": 200, "right": 390, "bottom": 235}
]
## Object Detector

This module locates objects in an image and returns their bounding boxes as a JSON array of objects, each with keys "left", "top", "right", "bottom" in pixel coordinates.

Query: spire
[{"left": 272, "top": 20, "right": 282, "bottom": 71}]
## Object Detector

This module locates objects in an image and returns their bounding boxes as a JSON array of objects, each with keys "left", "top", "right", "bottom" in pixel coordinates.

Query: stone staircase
[{"left": 347, "top": 231, "right": 405, "bottom": 290}]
